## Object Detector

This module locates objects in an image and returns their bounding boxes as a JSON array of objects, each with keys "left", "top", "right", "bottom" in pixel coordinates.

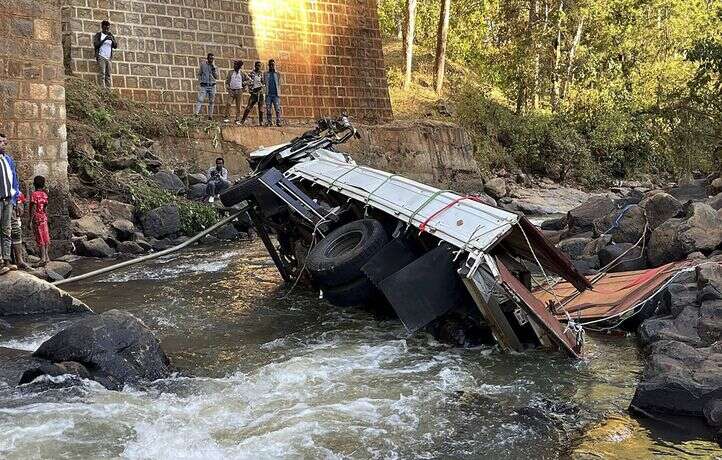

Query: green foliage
[{"left": 128, "top": 182, "right": 219, "bottom": 235}]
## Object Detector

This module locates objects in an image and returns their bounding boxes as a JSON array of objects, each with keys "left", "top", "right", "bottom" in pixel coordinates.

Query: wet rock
[
  {"left": 705, "top": 400, "right": 722, "bottom": 428},
  {"left": 76, "top": 238, "right": 114, "bottom": 258},
  {"left": 110, "top": 219, "right": 136, "bottom": 240},
  {"left": 699, "top": 300, "right": 722, "bottom": 346},
  {"left": 677, "top": 203, "right": 722, "bottom": 255},
  {"left": 593, "top": 205, "right": 646, "bottom": 244},
  {"left": 541, "top": 215, "right": 567, "bottom": 231},
  {"left": 32, "top": 310, "right": 172, "bottom": 390},
  {"left": 707, "top": 193, "right": 722, "bottom": 211},
  {"left": 45, "top": 261, "right": 72, "bottom": 279},
  {"left": 117, "top": 241, "right": 145, "bottom": 255},
  {"left": 151, "top": 171, "right": 186, "bottom": 194},
  {"left": 19, "top": 361, "right": 92, "bottom": 386},
  {"left": 0, "top": 347, "right": 47, "bottom": 387},
  {"left": 557, "top": 237, "right": 592, "bottom": 260},
  {"left": 71, "top": 215, "right": 109, "bottom": 239},
  {"left": 598, "top": 243, "right": 646, "bottom": 272},
  {"left": 141, "top": 204, "right": 180, "bottom": 239},
  {"left": 149, "top": 237, "right": 174, "bottom": 251},
  {"left": 484, "top": 178, "right": 507, "bottom": 200},
  {"left": 187, "top": 173, "right": 207, "bottom": 185},
  {"left": 639, "top": 192, "right": 683, "bottom": 230},
  {"left": 212, "top": 223, "right": 241, "bottom": 241},
  {"left": 648, "top": 219, "right": 685, "bottom": 267},
  {"left": 0, "top": 271, "right": 92, "bottom": 316},
  {"left": 567, "top": 195, "right": 616, "bottom": 235},
  {"left": 100, "top": 199, "right": 135, "bottom": 223},
  {"left": 663, "top": 283, "right": 700, "bottom": 318},
  {"left": 711, "top": 177, "right": 722, "bottom": 195},
  {"left": 188, "top": 183, "right": 207, "bottom": 200}
]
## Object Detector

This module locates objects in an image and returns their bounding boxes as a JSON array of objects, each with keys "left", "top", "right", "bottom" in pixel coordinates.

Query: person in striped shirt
[{"left": 0, "top": 133, "right": 21, "bottom": 275}]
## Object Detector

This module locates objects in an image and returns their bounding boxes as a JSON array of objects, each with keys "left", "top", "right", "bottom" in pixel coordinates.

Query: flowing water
[{"left": 1, "top": 241, "right": 721, "bottom": 459}]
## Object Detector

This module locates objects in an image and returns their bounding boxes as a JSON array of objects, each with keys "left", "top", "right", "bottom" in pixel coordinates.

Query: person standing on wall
[
  {"left": 264, "top": 59, "right": 282, "bottom": 127},
  {"left": 224, "top": 60, "right": 245, "bottom": 125},
  {"left": 92, "top": 20, "right": 118, "bottom": 89},
  {"left": 0, "top": 133, "right": 20, "bottom": 276},
  {"left": 194, "top": 53, "right": 219, "bottom": 120},
  {"left": 240, "top": 61, "right": 264, "bottom": 126}
]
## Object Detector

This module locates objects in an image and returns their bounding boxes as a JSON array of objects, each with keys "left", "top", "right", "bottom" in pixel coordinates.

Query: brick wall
[
  {"left": 0, "top": 0, "right": 72, "bottom": 256},
  {"left": 62, "top": 0, "right": 393, "bottom": 123}
]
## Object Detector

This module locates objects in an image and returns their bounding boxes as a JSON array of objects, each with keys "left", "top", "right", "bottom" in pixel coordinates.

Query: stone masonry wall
[
  {"left": 0, "top": 0, "right": 72, "bottom": 256},
  {"left": 61, "top": 0, "right": 393, "bottom": 123}
]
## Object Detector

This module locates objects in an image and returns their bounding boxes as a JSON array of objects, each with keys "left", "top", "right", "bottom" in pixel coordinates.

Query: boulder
[
  {"left": 212, "top": 223, "right": 241, "bottom": 241},
  {"left": 484, "top": 178, "right": 507, "bottom": 200},
  {"left": 677, "top": 203, "right": 722, "bottom": 255},
  {"left": 583, "top": 235, "right": 612, "bottom": 258},
  {"left": 100, "top": 199, "right": 135, "bottom": 223},
  {"left": 711, "top": 177, "right": 722, "bottom": 195},
  {"left": 573, "top": 256, "right": 599, "bottom": 276},
  {"left": 105, "top": 156, "right": 138, "bottom": 171},
  {"left": 141, "top": 204, "right": 181, "bottom": 239},
  {"left": 662, "top": 283, "right": 699, "bottom": 318},
  {"left": 76, "top": 238, "right": 115, "bottom": 258},
  {"left": 667, "top": 178, "right": 709, "bottom": 202},
  {"left": 593, "top": 205, "right": 646, "bottom": 244},
  {"left": 707, "top": 193, "right": 722, "bottom": 211},
  {"left": 67, "top": 197, "right": 83, "bottom": 219},
  {"left": 699, "top": 300, "right": 722, "bottom": 346},
  {"left": 188, "top": 173, "right": 207, "bottom": 185},
  {"left": 0, "top": 347, "right": 46, "bottom": 387},
  {"left": 598, "top": 243, "right": 647, "bottom": 272},
  {"left": 697, "top": 263, "right": 722, "bottom": 293},
  {"left": 71, "top": 215, "right": 109, "bottom": 239},
  {"left": 151, "top": 171, "right": 186, "bottom": 194},
  {"left": 648, "top": 219, "right": 685, "bottom": 267},
  {"left": 31, "top": 310, "right": 172, "bottom": 390},
  {"left": 0, "top": 271, "right": 92, "bottom": 316},
  {"left": 474, "top": 193, "right": 497, "bottom": 208},
  {"left": 149, "top": 237, "right": 174, "bottom": 251},
  {"left": 567, "top": 195, "right": 616, "bottom": 235},
  {"left": 117, "top": 241, "right": 145, "bottom": 255},
  {"left": 45, "top": 261, "right": 72, "bottom": 279},
  {"left": 639, "top": 192, "right": 682, "bottom": 230},
  {"left": 188, "top": 183, "right": 207, "bottom": 200},
  {"left": 541, "top": 215, "right": 568, "bottom": 231},
  {"left": 111, "top": 219, "right": 136, "bottom": 240},
  {"left": 638, "top": 306, "right": 702, "bottom": 347},
  {"left": 557, "top": 237, "right": 592, "bottom": 260},
  {"left": 704, "top": 400, "right": 722, "bottom": 428}
]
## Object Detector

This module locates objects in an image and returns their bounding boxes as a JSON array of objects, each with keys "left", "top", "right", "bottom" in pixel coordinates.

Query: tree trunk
[
  {"left": 550, "top": 0, "right": 564, "bottom": 112},
  {"left": 561, "top": 17, "right": 583, "bottom": 100},
  {"left": 404, "top": 0, "right": 417, "bottom": 90},
  {"left": 434, "top": 0, "right": 452, "bottom": 95}
]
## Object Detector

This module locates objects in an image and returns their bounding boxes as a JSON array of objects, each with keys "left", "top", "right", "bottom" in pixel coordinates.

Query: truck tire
[
  {"left": 323, "top": 277, "right": 375, "bottom": 307},
  {"left": 307, "top": 219, "right": 388, "bottom": 287}
]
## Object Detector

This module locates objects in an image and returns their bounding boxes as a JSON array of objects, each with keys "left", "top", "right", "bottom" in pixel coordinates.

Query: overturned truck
[{"left": 220, "top": 116, "right": 680, "bottom": 358}]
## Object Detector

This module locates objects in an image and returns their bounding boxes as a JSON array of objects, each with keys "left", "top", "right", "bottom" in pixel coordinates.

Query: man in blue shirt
[
  {"left": 0, "top": 133, "right": 20, "bottom": 275},
  {"left": 264, "top": 59, "right": 282, "bottom": 127}
]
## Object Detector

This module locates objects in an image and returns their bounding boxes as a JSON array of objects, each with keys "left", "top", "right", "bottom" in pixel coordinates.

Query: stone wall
[
  {"left": 61, "top": 0, "right": 393, "bottom": 123},
  {"left": 0, "top": 0, "right": 72, "bottom": 256}
]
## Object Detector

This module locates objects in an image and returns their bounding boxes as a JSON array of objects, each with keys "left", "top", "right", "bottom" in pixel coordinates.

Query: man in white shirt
[
  {"left": 224, "top": 60, "right": 245, "bottom": 124},
  {"left": 93, "top": 20, "right": 118, "bottom": 89}
]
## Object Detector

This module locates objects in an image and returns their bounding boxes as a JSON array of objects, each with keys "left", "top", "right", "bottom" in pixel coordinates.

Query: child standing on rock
[{"left": 29, "top": 176, "right": 50, "bottom": 266}]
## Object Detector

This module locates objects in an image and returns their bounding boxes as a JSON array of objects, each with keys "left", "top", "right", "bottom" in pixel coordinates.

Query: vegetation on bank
[
  {"left": 65, "top": 77, "right": 219, "bottom": 234},
  {"left": 380, "top": 0, "right": 722, "bottom": 187}
]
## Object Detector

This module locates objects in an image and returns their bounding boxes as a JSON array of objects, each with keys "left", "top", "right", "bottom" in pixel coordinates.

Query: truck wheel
[
  {"left": 323, "top": 277, "right": 375, "bottom": 307},
  {"left": 306, "top": 219, "right": 388, "bottom": 287}
]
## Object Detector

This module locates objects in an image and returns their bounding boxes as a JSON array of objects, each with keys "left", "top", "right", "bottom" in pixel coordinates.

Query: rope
[
  {"left": 328, "top": 165, "right": 360, "bottom": 191},
  {"left": 364, "top": 174, "right": 399, "bottom": 207},
  {"left": 416, "top": 194, "right": 484, "bottom": 233},
  {"left": 406, "top": 189, "right": 454, "bottom": 228},
  {"left": 54, "top": 207, "right": 248, "bottom": 286}
]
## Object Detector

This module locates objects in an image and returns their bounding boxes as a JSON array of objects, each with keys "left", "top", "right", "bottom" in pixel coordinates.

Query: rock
[
  {"left": 638, "top": 306, "right": 702, "bottom": 347},
  {"left": 187, "top": 173, "right": 207, "bottom": 185},
  {"left": 648, "top": 219, "right": 685, "bottom": 267},
  {"left": 598, "top": 244, "right": 647, "bottom": 272},
  {"left": 662, "top": 283, "right": 699, "bottom": 318},
  {"left": 111, "top": 219, "right": 136, "bottom": 240},
  {"left": 100, "top": 199, "right": 135, "bottom": 223},
  {"left": 557, "top": 237, "right": 593, "bottom": 260},
  {"left": 19, "top": 360, "right": 92, "bottom": 386},
  {"left": 707, "top": 193, "right": 722, "bottom": 211},
  {"left": 677, "top": 203, "right": 722, "bottom": 255},
  {"left": 188, "top": 183, "right": 207, "bottom": 200},
  {"left": 567, "top": 195, "right": 616, "bottom": 235},
  {"left": 704, "top": 400, "right": 722, "bottom": 428},
  {"left": 67, "top": 197, "right": 83, "bottom": 219},
  {"left": 141, "top": 204, "right": 181, "bottom": 239},
  {"left": 76, "top": 238, "right": 115, "bottom": 258},
  {"left": 573, "top": 256, "right": 599, "bottom": 276},
  {"left": 151, "top": 171, "right": 186, "bottom": 194},
  {"left": 149, "top": 237, "right": 174, "bottom": 251},
  {"left": 666, "top": 179, "right": 709, "bottom": 202},
  {"left": 698, "top": 263, "right": 722, "bottom": 293},
  {"left": 484, "top": 178, "right": 507, "bottom": 200},
  {"left": 593, "top": 205, "right": 646, "bottom": 244},
  {"left": 105, "top": 156, "right": 138, "bottom": 171},
  {"left": 31, "top": 310, "right": 172, "bottom": 390},
  {"left": 71, "top": 215, "right": 109, "bottom": 239},
  {"left": 0, "top": 347, "right": 47, "bottom": 387},
  {"left": 711, "top": 177, "right": 722, "bottom": 195},
  {"left": 541, "top": 215, "right": 568, "bottom": 231},
  {"left": 117, "top": 241, "right": 145, "bottom": 255},
  {"left": 0, "top": 271, "right": 92, "bottom": 316},
  {"left": 583, "top": 235, "right": 612, "bottom": 258},
  {"left": 212, "top": 223, "right": 241, "bottom": 241},
  {"left": 474, "top": 193, "right": 497, "bottom": 207},
  {"left": 541, "top": 229, "right": 564, "bottom": 245},
  {"left": 699, "top": 300, "right": 722, "bottom": 346},
  {"left": 687, "top": 251, "right": 706, "bottom": 260},
  {"left": 45, "top": 261, "right": 72, "bottom": 279},
  {"left": 639, "top": 192, "right": 683, "bottom": 230}
]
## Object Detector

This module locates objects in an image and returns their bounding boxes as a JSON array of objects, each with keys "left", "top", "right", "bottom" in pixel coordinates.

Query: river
[{"left": 0, "top": 241, "right": 720, "bottom": 459}]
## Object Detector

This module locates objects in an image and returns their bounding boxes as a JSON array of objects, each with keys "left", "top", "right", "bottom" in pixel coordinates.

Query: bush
[{"left": 128, "top": 183, "right": 218, "bottom": 236}]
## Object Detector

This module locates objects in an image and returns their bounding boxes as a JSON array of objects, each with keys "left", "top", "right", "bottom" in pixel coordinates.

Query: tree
[
  {"left": 404, "top": 0, "right": 418, "bottom": 90},
  {"left": 434, "top": 0, "right": 452, "bottom": 95}
]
